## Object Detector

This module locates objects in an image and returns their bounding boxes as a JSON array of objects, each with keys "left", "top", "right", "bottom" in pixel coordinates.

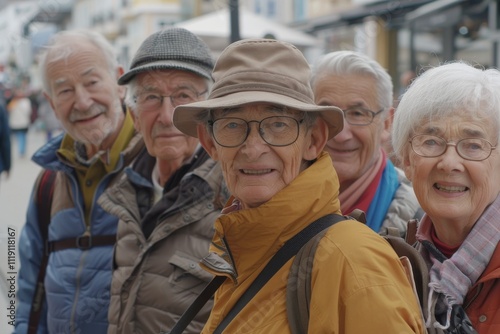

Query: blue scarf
[{"left": 366, "top": 159, "right": 399, "bottom": 232}]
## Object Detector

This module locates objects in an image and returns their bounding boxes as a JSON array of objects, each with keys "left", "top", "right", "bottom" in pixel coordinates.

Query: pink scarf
[{"left": 338, "top": 149, "right": 385, "bottom": 214}]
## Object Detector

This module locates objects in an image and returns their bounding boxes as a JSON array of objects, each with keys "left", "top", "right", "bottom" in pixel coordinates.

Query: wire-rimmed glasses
[
  {"left": 208, "top": 116, "right": 303, "bottom": 148},
  {"left": 134, "top": 88, "right": 207, "bottom": 110},
  {"left": 342, "top": 107, "right": 384, "bottom": 126},
  {"left": 409, "top": 134, "right": 496, "bottom": 161}
]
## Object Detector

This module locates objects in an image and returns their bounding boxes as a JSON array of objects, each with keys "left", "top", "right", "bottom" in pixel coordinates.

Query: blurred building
[{"left": 0, "top": 0, "right": 496, "bottom": 94}]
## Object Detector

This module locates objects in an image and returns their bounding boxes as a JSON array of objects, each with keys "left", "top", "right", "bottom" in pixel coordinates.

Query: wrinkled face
[
  {"left": 403, "top": 112, "right": 500, "bottom": 240},
  {"left": 198, "top": 103, "right": 326, "bottom": 209},
  {"left": 131, "top": 70, "right": 206, "bottom": 161},
  {"left": 314, "top": 74, "right": 391, "bottom": 190},
  {"left": 45, "top": 40, "right": 125, "bottom": 149}
]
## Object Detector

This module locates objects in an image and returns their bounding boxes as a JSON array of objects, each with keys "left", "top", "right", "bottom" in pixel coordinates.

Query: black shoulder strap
[
  {"left": 212, "top": 214, "right": 346, "bottom": 334},
  {"left": 286, "top": 224, "right": 331, "bottom": 334},
  {"left": 166, "top": 214, "right": 346, "bottom": 334},
  {"left": 28, "top": 169, "right": 57, "bottom": 334},
  {"left": 286, "top": 214, "right": 360, "bottom": 334}
]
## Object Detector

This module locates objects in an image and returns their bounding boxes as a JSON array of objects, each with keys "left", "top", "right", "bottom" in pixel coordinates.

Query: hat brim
[
  {"left": 173, "top": 91, "right": 344, "bottom": 139},
  {"left": 118, "top": 60, "right": 212, "bottom": 85}
]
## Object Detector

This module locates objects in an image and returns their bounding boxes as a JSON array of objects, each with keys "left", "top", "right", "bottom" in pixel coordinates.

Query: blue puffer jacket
[{"left": 14, "top": 132, "right": 143, "bottom": 334}]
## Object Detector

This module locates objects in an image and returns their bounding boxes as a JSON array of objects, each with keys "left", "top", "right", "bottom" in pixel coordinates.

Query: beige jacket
[{"left": 99, "top": 150, "right": 228, "bottom": 334}]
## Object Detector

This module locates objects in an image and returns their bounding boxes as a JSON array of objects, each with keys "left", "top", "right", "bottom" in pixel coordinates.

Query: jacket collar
[{"left": 205, "top": 151, "right": 341, "bottom": 280}]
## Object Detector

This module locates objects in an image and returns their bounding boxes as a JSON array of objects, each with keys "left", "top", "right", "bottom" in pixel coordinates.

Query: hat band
[{"left": 209, "top": 82, "right": 315, "bottom": 106}]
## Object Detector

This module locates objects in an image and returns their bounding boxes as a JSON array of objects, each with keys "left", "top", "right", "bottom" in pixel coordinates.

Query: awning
[
  {"left": 295, "top": 0, "right": 433, "bottom": 32},
  {"left": 175, "top": 8, "right": 320, "bottom": 51}
]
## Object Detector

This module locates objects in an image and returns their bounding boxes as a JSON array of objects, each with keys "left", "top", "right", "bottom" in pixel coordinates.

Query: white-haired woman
[{"left": 393, "top": 62, "right": 500, "bottom": 334}]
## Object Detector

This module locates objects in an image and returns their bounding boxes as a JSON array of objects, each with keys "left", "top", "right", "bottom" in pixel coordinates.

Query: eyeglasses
[
  {"left": 208, "top": 116, "right": 304, "bottom": 148},
  {"left": 134, "top": 88, "right": 207, "bottom": 110},
  {"left": 409, "top": 134, "right": 497, "bottom": 161},
  {"left": 342, "top": 107, "right": 384, "bottom": 126}
]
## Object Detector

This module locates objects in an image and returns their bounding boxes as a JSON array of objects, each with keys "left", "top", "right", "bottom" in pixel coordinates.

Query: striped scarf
[{"left": 419, "top": 194, "right": 500, "bottom": 330}]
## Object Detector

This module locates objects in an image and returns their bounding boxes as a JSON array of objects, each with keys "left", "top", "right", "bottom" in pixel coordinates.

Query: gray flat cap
[{"left": 118, "top": 27, "right": 214, "bottom": 85}]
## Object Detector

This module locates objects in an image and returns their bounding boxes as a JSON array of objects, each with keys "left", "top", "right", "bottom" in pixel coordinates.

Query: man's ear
[
  {"left": 197, "top": 123, "right": 219, "bottom": 160},
  {"left": 116, "top": 66, "right": 126, "bottom": 100},
  {"left": 303, "top": 118, "right": 328, "bottom": 161}
]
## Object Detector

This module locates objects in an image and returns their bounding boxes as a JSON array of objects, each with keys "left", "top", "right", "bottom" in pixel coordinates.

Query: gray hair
[
  {"left": 392, "top": 61, "right": 500, "bottom": 159},
  {"left": 310, "top": 50, "right": 393, "bottom": 113},
  {"left": 39, "top": 29, "right": 119, "bottom": 96},
  {"left": 124, "top": 76, "right": 212, "bottom": 115}
]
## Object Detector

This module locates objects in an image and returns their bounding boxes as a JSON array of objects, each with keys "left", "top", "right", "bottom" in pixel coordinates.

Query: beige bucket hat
[{"left": 173, "top": 38, "right": 343, "bottom": 139}]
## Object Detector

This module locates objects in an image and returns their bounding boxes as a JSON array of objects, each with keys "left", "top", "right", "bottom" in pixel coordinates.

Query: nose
[
  {"left": 240, "top": 122, "right": 268, "bottom": 157},
  {"left": 332, "top": 121, "right": 354, "bottom": 141},
  {"left": 436, "top": 144, "right": 465, "bottom": 172},
  {"left": 74, "top": 86, "right": 93, "bottom": 111},
  {"left": 244, "top": 122, "right": 265, "bottom": 144},
  {"left": 157, "top": 97, "right": 174, "bottom": 126}
]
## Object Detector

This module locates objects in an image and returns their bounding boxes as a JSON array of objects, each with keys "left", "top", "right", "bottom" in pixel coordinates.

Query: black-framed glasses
[
  {"left": 342, "top": 107, "right": 384, "bottom": 126},
  {"left": 208, "top": 116, "right": 303, "bottom": 148},
  {"left": 409, "top": 134, "right": 497, "bottom": 161},
  {"left": 134, "top": 88, "right": 207, "bottom": 110}
]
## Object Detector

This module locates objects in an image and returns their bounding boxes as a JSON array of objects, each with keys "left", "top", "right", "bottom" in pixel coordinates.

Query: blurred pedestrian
[
  {"left": 7, "top": 89, "right": 32, "bottom": 158},
  {"left": 0, "top": 103, "right": 11, "bottom": 184}
]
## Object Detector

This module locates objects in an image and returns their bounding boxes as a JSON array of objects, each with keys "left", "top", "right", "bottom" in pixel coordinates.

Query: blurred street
[{"left": 0, "top": 128, "right": 45, "bottom": 333}]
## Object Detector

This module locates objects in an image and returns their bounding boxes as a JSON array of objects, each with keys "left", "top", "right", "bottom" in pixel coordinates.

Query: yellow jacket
[{"left": 201, "top": 152, "right": 425, "bottom": 333}]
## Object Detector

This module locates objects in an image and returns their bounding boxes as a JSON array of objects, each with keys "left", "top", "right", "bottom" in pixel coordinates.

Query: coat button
[
  {"left": 85, "top": 180, "right": 92, "bottom": 187},
  {"left": 479, "top": 315, "right": 487, "bottom": 322}
]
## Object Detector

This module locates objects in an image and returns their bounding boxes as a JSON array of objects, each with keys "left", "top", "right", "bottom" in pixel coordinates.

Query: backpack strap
[
  {"left": 405, "top": 219, "right": 419, "bottom": 246},
  {"left": 28, "top": 169, "right": 57, "bottom": 334},
  {"left": 212, "top": 214, "right": 347, "bottom": 334},
  {"left": 47, "top": 234, "right": 116, "bottom": 252},
  {"left": 383, "top": 234, "right": 429, "bottom": 311},
  {"left": 286, "top": 214, "right": 361, "bottom": 334},
  {"left": 286, "top": 225, "right": 331, "bottom": 334},
  {"left": 287, "top": 214, "right": 429, "bottom": 334}
]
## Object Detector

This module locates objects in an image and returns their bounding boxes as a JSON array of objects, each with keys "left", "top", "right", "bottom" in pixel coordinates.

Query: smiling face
[
  {"left": 403, "top": 112, "right": 500, "bottom": 245},
  {"left": 44, "top": 39, "right": 125, "bottom": 153},
  {"left": 131, "top": 70, "right": 205, "bottom": 162},
  {"left": 197, "top": 103, "right": 327, "bottom": 209},
  {"left": 314, "top": 74, "right": 391, "bottom": 191}
]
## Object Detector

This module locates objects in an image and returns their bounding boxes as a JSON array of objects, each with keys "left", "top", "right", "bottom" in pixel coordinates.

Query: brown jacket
[{"left": 99, "top": 150, "right": 228, "bottom": 334}]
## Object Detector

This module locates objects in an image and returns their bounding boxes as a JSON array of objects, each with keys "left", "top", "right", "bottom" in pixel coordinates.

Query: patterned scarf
[
  {"left": 339, "top": 149, "right": 385, "bottom": 214},
  {"left": 418, "top": 194, "right": 500, "bottom": 330}
]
